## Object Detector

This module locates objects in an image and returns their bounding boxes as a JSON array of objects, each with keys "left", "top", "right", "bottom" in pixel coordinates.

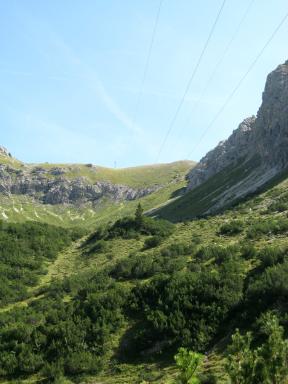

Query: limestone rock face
[
  {"left": 0, "top": 164, "right": 159, "bottom": 205},
  {"left": 252, "top": 60, "right": 288, "bottom": 168},
  {"left": 187, "top": 60, "right": 288, "bottom": 213},
  {"left": 0, "top": 146, "right": 11, "bottom": 157},
  {"left": 187, "top": 116, "right": 256, "bottom": 189}
]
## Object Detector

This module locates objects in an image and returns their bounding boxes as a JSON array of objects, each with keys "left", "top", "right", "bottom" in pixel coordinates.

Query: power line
[
  {"left": 155, "top": 0, "right": 227, "bottom": 162},
  {"left": 132, "top": 0, "right": 164, "bottom": 123},
  {"left": 173, "top": 0, "right": 256, "bottom": 147},
  {"left": 186, "top": 9, "right": 288, "bottom": 160}
]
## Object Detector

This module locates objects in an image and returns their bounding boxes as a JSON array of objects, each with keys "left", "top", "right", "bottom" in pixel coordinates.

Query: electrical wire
[
  {"left": 173, "top": 0, "right": 256, "bottom": 147},
  {"left": 155, "top": 0, "right": 227, "bottom": 162},
  {"left": 132, "top": 0, "right": 164, "bottom": 123},
  {"left": 186, "top": 9, "right": 288, "bottom": 159}
]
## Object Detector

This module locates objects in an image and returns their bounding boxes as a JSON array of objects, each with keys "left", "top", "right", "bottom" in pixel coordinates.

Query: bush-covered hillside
[
  {"left": 0, "top": 221, "right": 84, "bottom": 307},
  {"left": 1, "top": 174, "right": 288, "bottom": 383}
]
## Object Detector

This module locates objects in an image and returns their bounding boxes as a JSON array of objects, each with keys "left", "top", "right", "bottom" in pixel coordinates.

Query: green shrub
[
  {"left": 199, "top": 373, "right": 217, "bottom": 384},
  {"left": 144, "top": 235, "right": 163, "bottom": 249},
  {"left": 87, "top": 214, "right": 174, "bottom": 242},
  {"left": 161, "top": 242, "right": 195, "bottom": 257},
  {"left": 245, "top": 261, "right": 288, "bottom": 317},
  {"left": 88, "top": 239, "right": 108, "bottom": 254},
  {"left": 218, "top": 220, "right": 243, "bottom": 236},
  {"left": 110, "top": 252, "right": 186, "bottom": 280},
  {"left": 64, "top": 351, "right": 102, "bottom": 374},
  {"left": 42, "top": 360, "right": 65, "bottom": 383},
  {"left": 174, "top": 348, "right": 204, "bottom": 384},
  {"left": 196, "top": 245, "right": 238, "bottom": 265},
  {"left": 259, "top": 246, "right": 286, "bottom": 269},
  {"left": 267, "top": 200, "right": 288, "bottom": 213},
  {"left": 240, "top": 244, "right": 257, "bottom": 259},
  {"left": 247, "top": 218, "right": 288, "bottom": 239},
  {"left": 226, "top": 314, "right": 288, "bottom": 384}
]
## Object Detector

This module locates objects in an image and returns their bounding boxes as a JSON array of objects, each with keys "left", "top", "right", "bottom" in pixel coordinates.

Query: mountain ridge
[{"left": 0, "top": 150, "right": 194, "bottom": 226}]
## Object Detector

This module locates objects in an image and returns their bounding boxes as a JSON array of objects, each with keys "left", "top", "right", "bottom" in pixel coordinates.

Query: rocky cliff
[
  {"left": 0, "top": 167, "right": 158, "bottom": 205},
  {"left": 186, "top": 60, "right": 288, "bottom": 213},
  {"left": 0, "top": 146, "right": 12, "bottom": 157},
  {"left": 0, "top": 148, "right": 191, "bottom": 207},
  {"left": 0, "top": 162, "right": 157, "bottom": 206}
]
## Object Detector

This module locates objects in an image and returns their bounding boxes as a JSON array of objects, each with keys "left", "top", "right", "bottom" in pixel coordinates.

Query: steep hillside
[
  {"left": 0, "top": 147, "right": 194, "bottom": 226},
  {"left": 1, "top": 172, "right": 288, "bottom": 383},
  {"left": 156, "top": 60, "right": 288, "bottom": 221}
]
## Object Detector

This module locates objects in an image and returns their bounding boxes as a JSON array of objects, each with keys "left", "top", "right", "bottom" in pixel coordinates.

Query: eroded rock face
[
  {"left": 187, "top": 116, "right": 256, "bottom": 189},
  {"left": 0, "top": 146, "right": 11, "bottom": 157},
  {"left": 187, "top": 60, "right": 288, "bottom": 212},
  {"left": 253, "top": 60, "right": 288, "bottom": 168},
  {"left": 0, "top": 165, "right": 159, "bottom": 205}
]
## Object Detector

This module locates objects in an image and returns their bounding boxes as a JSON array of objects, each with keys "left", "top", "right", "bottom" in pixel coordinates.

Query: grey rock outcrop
[
  {"left": 0, "top": 146, "right": 11, "bottom": 157},
  {"left": 187, "top": 60, "right": 288, "bottom": 213},
  {"left": 0, "top": 164, "right": 159, "bottom": 205},
  {"left": 187, "top": 116, "right": 256, "bottom": 189}
]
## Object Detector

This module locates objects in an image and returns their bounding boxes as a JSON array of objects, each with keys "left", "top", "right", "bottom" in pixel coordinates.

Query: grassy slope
[
  {"left": 3, "top": 172, "right": 288, "bottom": 383},
  {"left": 155, "top": 156, "right": 261, "bottom": 221},
  {"left": 29, "top": 160, "right": 195, "bottom": 188}
]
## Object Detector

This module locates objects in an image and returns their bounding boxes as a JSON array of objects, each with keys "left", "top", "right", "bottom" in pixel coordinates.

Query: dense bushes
[
  {"left": 177, "top": 314, "right": 288, "bottom": 384},
  {"left": 110, "top": 250, "right": 186, "bottom": 280},
  {"left": 226, "top": 313, "right": 288, "bottom": 384},
  {"left": 143, "top": 235, "right": 163, "bottom": 249},
  {"left": 130, "top": 253, "right": 244, "bottom": 352},
  {"left": 85, "top": 205, "right": 174, "bottom": 244},
  {"left": 2, "top": 197, "right": 288, "bottom": 382},
  {"left": 258, "top": 246, "right": 286, "bottom": 269},
  {"left": 109, "top": 239, "right": 195, "bottom": 282},
  {"left": 195, "top": 244, "right": 238, "bottom": 264},
  {"left": 245, "top": 261, "right": 288, "bottom": 318},
  {"left": 160, "top": 242, "right": 195, "bottom": 257},
  {"left": 0, "top": 274, "right": 127, "bottom": 378},
  {"left": 106, "top": 215, "right": 174, "bottom": 240},
  {"left": 0, "top": 221, "right": 84, "bottom": 306},
  {"left": 0, "top": 239, "right": 248, "bottom": 380}
]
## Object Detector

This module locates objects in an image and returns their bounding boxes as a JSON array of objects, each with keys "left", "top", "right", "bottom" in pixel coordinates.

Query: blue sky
[{"left": 0, "top": 0, "right": 287, "bottom": 167}]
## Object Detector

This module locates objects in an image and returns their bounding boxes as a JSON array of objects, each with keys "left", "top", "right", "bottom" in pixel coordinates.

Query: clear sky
[{"left": 0, "top": 0, "right": 287, "bottom": 167}]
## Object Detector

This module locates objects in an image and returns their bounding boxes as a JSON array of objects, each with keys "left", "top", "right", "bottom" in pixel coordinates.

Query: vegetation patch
[
  {"left": 0, "top": 221, "right": 84, "bottom": 307},
  {"left": 218, "top": 220, "right": 243, "bottom": 236},
  {"left": 246, "top": 217, "right": 288, "bottom": 239}
]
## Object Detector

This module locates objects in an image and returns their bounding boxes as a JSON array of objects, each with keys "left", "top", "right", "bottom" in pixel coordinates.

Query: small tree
[
  {"left": 226, "top": 313, "right": 288, "bottom": 384},
  {"left": 174, "top": 348, "right": 204, "bottom": 384},
  {"left": 255, "top": 313, "right": 288, "bottom": 384},
  {"left": 135, "top": 203, "right": 144, "bottom": 228},
  {"left": 226, "top": 330, "right": 255, "bottom": 384}
]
